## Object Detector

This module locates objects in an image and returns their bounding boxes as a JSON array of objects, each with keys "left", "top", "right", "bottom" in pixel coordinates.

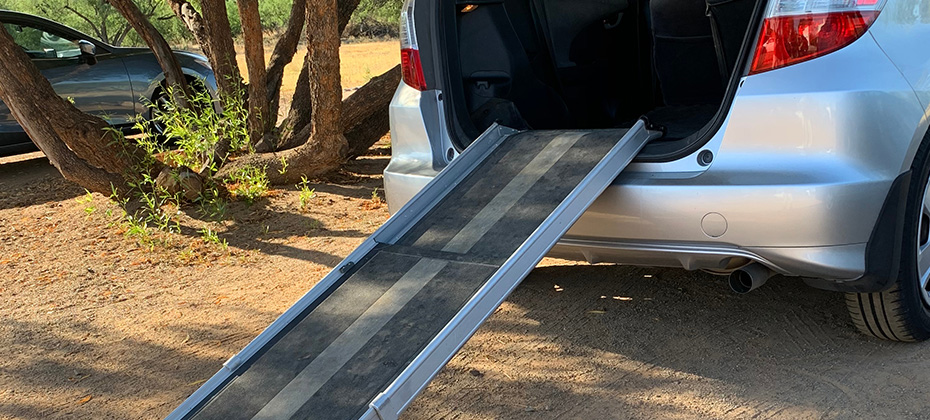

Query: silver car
[
  {"left": 0, "top": 10, "right": 216, "bottom": 156},
  {"left": 385, "top": 0, "right": 930, "bottom": 341}
]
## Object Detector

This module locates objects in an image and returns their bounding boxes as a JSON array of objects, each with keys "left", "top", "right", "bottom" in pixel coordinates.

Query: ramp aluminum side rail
[{"left": 167, "top": 120, "right": 658, "bottom": 420}]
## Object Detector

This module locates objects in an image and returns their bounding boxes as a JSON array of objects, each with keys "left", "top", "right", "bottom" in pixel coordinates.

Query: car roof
[{"left": 0, "top": 9, "right": 114, "bottom": 49}]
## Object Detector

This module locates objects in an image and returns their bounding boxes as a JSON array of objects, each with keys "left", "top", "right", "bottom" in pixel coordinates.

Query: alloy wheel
[{"left": 918, "top": 175, "right": 930, "bottom": 307}]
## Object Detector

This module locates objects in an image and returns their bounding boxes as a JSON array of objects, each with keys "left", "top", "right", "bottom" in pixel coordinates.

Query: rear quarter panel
[
  {"left": 119, "top": 51, "right": 216, "bottom": 117},
  {"left": 870, "top": 0, "right": 930, "bottom": 109},
  {"left": 869, "top": 0, "right": 930, "bottom": 164}
]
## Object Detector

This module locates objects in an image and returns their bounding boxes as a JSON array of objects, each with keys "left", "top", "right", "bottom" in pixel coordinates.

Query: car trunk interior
[{"left": 443, "top": 0, "right": 761, "bottom": 160}]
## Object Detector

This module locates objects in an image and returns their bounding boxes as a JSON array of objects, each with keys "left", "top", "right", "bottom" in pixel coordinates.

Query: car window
[{"left": 2, "top": 23, "right": 81, "bottom": 59}]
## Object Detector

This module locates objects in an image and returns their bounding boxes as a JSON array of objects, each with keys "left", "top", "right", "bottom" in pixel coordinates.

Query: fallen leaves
[{"left": 359, "top": 197, "right": 383, "bottom": 211}]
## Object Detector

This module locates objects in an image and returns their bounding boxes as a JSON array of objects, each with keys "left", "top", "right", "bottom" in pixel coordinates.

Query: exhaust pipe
[{"left": 728, "top": 263, "right": 774, "bottom": 294}]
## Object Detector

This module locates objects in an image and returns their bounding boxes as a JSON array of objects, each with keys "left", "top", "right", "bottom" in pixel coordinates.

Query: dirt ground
[{"left": 2, "top": 149, "right": 930, "bottom": 420}]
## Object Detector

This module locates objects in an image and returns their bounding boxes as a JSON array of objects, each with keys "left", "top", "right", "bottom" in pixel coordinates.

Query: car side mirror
[{"left": 78, "top": 40, "right": 96, "bottom": 65}]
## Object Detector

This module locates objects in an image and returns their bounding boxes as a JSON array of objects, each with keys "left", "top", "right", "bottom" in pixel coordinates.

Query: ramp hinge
[
  {"left": 223, "top": 354, "right": 243, "bottom": 371},
  {"left": 369, "top": 393, "right": 397, "bottom": 420},
  {"left": 640, "top": 116, "right": 667, "bottom": 137},
  {"left": 339, "top": 261, "right": 355, "bottom": 274}
]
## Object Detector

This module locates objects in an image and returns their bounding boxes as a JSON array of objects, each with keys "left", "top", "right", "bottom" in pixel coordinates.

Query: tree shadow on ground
[
  {"left": 408, "top": 264, "right": 930, "bottom": 419},
  {"left": 0, "top": 152, "right": 390, "bottom": 210},
  {"left": 0, "top": 155, "right": 84, "bottom": 211},
  {"left": 0, "top": 306, "right": 281, "bottom": 420},
  {"left": 0, "top": 151, "right": 383, "bottom": 266},
  {"left": 175, "top": 209, "right": 367, "bottom": 267}
]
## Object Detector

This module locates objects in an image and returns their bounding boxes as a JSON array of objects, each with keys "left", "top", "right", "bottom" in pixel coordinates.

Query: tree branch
[
  {"left": 114, "top": 24, "right": 133, "bottom": 47},
  {"left": 107, "top": 0, "right": 191, "bottom": 108},
  {"left": 265, "top": 0, "right": 306, "bottom": 121},
  {"left": 236, "top": 0, "right": 272, "bottom": 148},
  {"left": 218, "top": 0, "right": 348, "bottom": 184},
  {"left": 341, "top": 65, "right": 400, "bottom": 157},
  {"left": 0, "top": 25, "right": 143, "bottom": 195},
  {"left": 165, "top": 0, "right": 209, "bottom": 54},
  {"left": 63, "top": 5, "right": 103, "bottom": 42},
  {"left": 275, "top": 0, "right": 363, "bottom": 148}
]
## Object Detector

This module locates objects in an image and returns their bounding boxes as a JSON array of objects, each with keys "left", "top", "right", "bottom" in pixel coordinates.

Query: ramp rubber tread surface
[
  {"left": 185, "top": 129, "right": 630, "bottom": 420},
  {"left": 399, "top": 129, "right": 627, "bottom": 263},
  {"left": 191, "top": 249, "right": 497, "bottom": 420}
]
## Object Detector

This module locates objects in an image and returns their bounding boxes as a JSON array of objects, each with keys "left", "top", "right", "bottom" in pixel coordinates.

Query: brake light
[
  {"left": 400, "top": 0, "right": 426, "bottom": 91},
  {"left": 401, "top": 48, "right": 427, "bottom": 91},
  {"left": 749, "top": 0, "right": 885, "bottom": 75}
]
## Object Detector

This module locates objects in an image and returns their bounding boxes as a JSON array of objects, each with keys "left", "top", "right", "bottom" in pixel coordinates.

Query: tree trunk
[
  {"left": 107, "top": 0, "right": 191, "bottom": 108},
  {"left": 341, "top": 65, "right": 400, "bottom": 156},
  {"left": 165, "top": 0, "right": 211, "bottom": 60},
  {"left": 337, "top": 0, "right": 362, "bottom": 34},
  {"left": 266, "top": 0, "right": 307, "bottom": 120},
  {"left": 194, "top": 0, "right": 245, "bottom": 165},
  {"left": 276, "top": 54, "right": 312, "bottom": 148},
  {"left": 307, "top": 0, "right": 346, "bottom": 140},
  {"left": 279, "top": 64, "right": 399, "bottom": 153},
  {"left": 236, "top": 0, "right": 272, "bottom": 149},
  {"left": 0, "top": 27, "right": 133, "bottom": 195},
  {"left": 198, "top": 0, "right": 243, "bottom": 99},
  {"left": 276, "top": 0, "right": 363, "bottom": 149},
  {"left": 219, "top": 0, "right": 347, "bottom": 184}
]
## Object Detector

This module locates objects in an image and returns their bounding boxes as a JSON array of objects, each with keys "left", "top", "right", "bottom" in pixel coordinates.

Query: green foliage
[
  {"left": 136, "top": 83, "right": 250, "bottom": 174},
  {"left": 222, "top": 0, "right": 297, "bottom": 36},
  {"left": 353, "top": 0, "right": 403, "bottom": 25},
  {"left": 226, "top": 165, "right": 269, "bottom": 203},
  {"left": 296, "top": 176, "right": 315, "bottom": 211},
  {"left": 0, "top": 0, "right": 190, "bottom": 46},
  {"left": 129, "top": 172, "right": 182, "bottom": 233},
  {"left": 110, "top": 78, "right": 251, "bottom": 252},
  {"left": 75, "top": 190, "right": 96, "bottom": 216},
  {"left": 257, "top": 0, "right": 294, "bottom": 32},
  {"left": 199, "top": 226, "right": 227, "bottom": 249},
  {"left": 278, "top": 155, "right": 288, "bottom": 175},
  {"left": 0, "top": 0, "right": 403, "bottom": 48},
  {"left": 345, "top": 0, "right": 403, "bottom": 38},
  {"left": 198, "top": 184, "right": 228, "bottom": 221},
  {"left": 123, "top": 214, "right": 152, "bottom": 247},
  {"left": 116, "top": 184, "right": 177, "bottom": 252}
]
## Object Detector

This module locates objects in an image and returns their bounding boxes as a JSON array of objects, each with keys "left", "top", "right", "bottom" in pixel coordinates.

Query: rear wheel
[
  {"left": 147, "top": 78, "right": 209, "bottom": 140},
  {"left": 148, "top": 89, "right": 172, "bottom": 138},
  {"left": 847, "top": 133, "right": 930, "bottom": 342}
]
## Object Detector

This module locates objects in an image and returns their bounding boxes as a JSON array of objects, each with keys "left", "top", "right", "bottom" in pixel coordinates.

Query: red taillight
[
  {"left": 750, "top": 11, "right": 878, "bottom": 74},
  {"left": 401, "top": 48, "right": 427, "bottom": 91},
  {"left": 400, "top": 0, "right": 425, "bottom": 91}
]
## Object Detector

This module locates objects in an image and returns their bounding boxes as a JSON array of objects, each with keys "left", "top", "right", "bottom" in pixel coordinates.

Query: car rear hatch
[{"left": 404, "top": 0, "right": 765, "bottom": 163}]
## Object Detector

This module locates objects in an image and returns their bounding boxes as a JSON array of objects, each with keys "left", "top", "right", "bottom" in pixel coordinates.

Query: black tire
[
  {"left": 846, "top": 131, "right": 930, "bottom": 342},
  {"left": 147, "top": 78, "right": 208, "bottom": 145},
  {"left": 146, "top": 88, "right": 172, "bottom": 143}
]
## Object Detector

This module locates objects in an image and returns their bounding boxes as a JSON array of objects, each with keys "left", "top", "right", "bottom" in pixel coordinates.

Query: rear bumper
[
  {"left": 385, "top": 34, "right": 930, "bottom": 289},
  {"left": 385, "top": 162, "right": 879, "bottom": 282}
]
